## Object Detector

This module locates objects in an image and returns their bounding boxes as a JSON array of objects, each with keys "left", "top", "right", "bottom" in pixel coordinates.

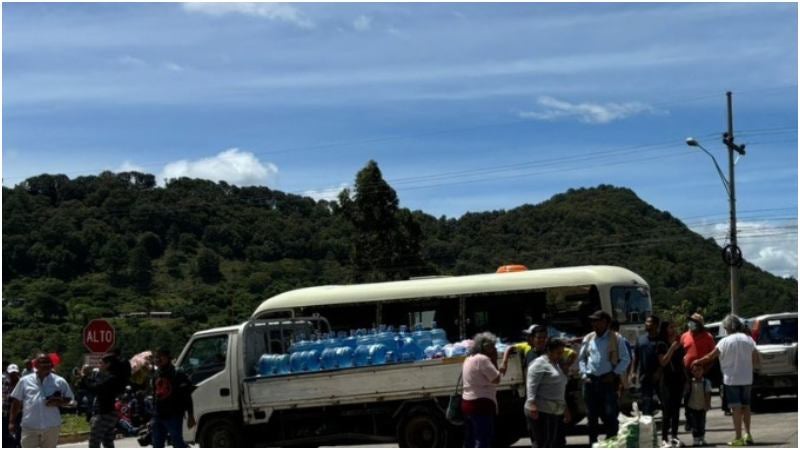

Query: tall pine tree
[{"left": 338, "top": 161, "right": 427, "bottom": 282}]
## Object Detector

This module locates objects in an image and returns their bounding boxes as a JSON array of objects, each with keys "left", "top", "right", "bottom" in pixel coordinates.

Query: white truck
[
  {"left": 175, "top": 315, "right": 527, "bottom": 447},
  {"left": 749, "top": 312, "right": 798, "bottom": 402}
]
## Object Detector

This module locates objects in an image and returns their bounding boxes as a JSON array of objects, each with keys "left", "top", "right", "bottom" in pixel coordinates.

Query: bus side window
[
  {"left": 382, "top": 299, "right": 459, "bottom": 341},
  {"left": 464, "top": 291, "right": 546, "bottom": 342}
]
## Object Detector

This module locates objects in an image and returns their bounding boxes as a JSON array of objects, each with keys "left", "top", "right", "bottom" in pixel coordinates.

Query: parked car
[
  {"left": 705, "top": 321, "right": 724, "bottom": 342},
  {"left": 750, "top": 312, "right": 798, "bottom": 401}
]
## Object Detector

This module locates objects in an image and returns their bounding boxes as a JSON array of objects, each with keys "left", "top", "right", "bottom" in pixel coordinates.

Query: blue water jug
[
  {"left": 320, "top": 348, "right": 339, "bottom": 370},
  {"left": 258, "top": 354, "right": 273, "bottom": 376},
  {"left": 336, "top": 347, "right": 354, "bottom": 369},
  {"left": 275, "top": 354, "right": 291, "bottom": 374},
  {"left": 377, "top": 331, "right": 398, "bottom": 351},
  {"left": 342, "top": 330, "right": 359, "bottom": 349},
  {"left": 354, "top": 345, "right": 371, "bottom": 367},
  {"left": 368, "top": 344, "right": 388, "bottom": 365},
  {"left": 431, "top": 323, "right": 448, "bottom": 346},
  {"left": 413, "top": 329, "right": 432, "bottom": 351},
  {"left": 323, "top": 334, "right": 340, "bottom": 349},
  {"left": 400, "top": 337, "right": 422, "bottom": 361},
  {"left": 290, "top": 352, "right": 304, "bottom": 373},
  {"left": 305, "top": 350, "right": 321, "bottom": 372}
]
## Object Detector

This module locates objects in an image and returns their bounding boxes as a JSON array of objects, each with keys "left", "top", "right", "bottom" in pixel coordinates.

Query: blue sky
[{"left": 3, "top": 2, "right": 797, "bottom": 277}]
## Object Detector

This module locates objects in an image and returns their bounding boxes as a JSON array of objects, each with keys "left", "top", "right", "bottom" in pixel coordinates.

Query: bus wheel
[
  {"left": 198, "top": 417, "right": 240, "bottom": 448},
  {"left": 398, "top": 408, "right": 448, "bottom": 448}
]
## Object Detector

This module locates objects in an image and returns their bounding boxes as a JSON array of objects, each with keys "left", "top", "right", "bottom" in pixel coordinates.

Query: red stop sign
[{"left": 83, "top": 319, "right": 115, "bottom": 353}]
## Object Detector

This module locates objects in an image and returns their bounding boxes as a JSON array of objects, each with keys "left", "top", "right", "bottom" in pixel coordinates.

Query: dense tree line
[{"left": 2, "top": 163, "right": 796, "bottom": 373}]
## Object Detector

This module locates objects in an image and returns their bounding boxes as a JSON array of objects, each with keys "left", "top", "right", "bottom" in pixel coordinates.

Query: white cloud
[
  {"left": 691, "top": 220, "right": 798, "bottom": 278},
  {"left": 520, "top": 96, "right": 661, "bottom": 124},
  {"left": 117, "top": 160, "right": 146, "bottom": 173},
  {"left": 160, "top": 148, "right": 278, "bottom": 187},
  {"left": 353, "top": 15, "right": 372, "bottom": 32},
  {"left": 116, "top": 55, "right": 147, "bottom": 68},
  {"left": 303, "top": 183, "right": 349, "bottom": 202},
  {"left": 182, "top": 3, "right": 314, "bottom": 29},
  {"left": 163, "top": 62, "right": 184, "bottom": 72}
]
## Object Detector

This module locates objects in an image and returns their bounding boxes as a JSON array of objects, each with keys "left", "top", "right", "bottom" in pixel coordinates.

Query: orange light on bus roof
[{"left": 496, "top": 264, "right": 528, "bottom": 273}]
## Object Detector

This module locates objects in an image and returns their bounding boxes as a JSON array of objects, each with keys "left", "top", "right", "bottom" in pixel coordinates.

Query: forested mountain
[{"left": 2, "top": 162, "right": 796, "bottom": 373}]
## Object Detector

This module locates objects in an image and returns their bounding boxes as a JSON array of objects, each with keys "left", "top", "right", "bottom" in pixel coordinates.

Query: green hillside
[{"left": 2, "top": 166, "right": 796, "bottom": 373}]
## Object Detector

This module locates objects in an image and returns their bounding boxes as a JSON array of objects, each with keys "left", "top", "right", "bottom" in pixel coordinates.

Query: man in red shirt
[{"left": 680, "top": 313, "right": 715, "bottom": 432}]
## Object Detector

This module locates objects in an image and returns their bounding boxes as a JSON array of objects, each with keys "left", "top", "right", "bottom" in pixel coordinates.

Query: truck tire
[
  {"left": 197, "top": 417, "right": 241, "bottom": 448},
  {"left": 398, "top": 408, "right": 448, "bottom": 448}
]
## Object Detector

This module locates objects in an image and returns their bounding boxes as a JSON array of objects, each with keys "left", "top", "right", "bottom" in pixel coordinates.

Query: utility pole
[{"left": 723, "top": 91, "right": 746, "bottom": 316}]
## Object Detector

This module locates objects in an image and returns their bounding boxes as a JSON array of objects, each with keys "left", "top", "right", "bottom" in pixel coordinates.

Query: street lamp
[
  {"left": 686, "top": 138, "right": 731, "bottom": 197},
  {"left": 686, "top": 131, "right": 746, "bottom": 315}
]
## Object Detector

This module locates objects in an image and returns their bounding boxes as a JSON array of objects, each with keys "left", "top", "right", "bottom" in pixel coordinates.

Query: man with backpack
[
  {"left": 579, "top": 310, "right": 631, "bottom": 445},
  {"left": 151, "top": 348, "right": 195, "bottom": 448}
]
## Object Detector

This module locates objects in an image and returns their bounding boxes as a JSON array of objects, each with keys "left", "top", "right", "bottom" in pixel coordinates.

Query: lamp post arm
[{"left": 697, "top": 145, "right": 731, "bottom": 197}]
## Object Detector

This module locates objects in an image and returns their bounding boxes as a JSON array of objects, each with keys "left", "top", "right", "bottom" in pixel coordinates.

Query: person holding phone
[{"left": 8, "top": 354, "right": 74, "bottom": 448}]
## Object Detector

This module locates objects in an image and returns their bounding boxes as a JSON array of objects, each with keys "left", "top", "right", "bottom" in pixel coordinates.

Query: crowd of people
[
  {"left": 460, "top": 310, "right": 761, "bottom": 448},
  {"left": 2, "top": 348, "right": 195, "bottom": 448},
  {"left": 0, "top": 312, "right": 764, "bottom": 449}
]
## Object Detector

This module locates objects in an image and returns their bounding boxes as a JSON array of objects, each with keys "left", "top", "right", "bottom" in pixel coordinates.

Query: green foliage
[
  {"left": 128, "top": 245, "right": 153, "bottom": 293},
  {"left": 2, "top": 171, "right": 796, "bottom": 375},
  {"left": 339, "top": 161, "right": 427, "bottom": 282},
  {"left": 195, "top": 248, "right": 222, "bottom": 283}
]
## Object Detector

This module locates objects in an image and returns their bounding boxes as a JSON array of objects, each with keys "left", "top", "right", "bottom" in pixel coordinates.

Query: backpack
[
  {"left": 582, "top": 330, "right": 626, "bottom": 386},
  {"left": 583, "top": 330, "right": 621, "bottom": 367}
]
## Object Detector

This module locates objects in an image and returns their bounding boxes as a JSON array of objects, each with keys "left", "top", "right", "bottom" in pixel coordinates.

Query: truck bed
[{"left": 242, "top": 356, "right": 525, "bottom": 412}]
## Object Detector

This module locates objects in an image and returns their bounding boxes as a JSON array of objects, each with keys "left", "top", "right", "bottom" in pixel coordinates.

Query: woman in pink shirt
[{"left": 461, "top": 332, "right": 502, "bottom": 447}]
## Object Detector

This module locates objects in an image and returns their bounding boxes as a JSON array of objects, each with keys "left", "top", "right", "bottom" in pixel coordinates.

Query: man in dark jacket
[
  {"left": 87, "top": 354, "right": 126, "bottom": 447},
  {"left": 151, "top": 348, "right": 195, "bottom": 448}
]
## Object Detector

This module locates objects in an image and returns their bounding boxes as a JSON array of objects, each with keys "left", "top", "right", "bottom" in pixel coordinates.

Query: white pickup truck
[
  {"left": 175, "top": 315, "right": 527, "bottom": 447},
  {"left": 749, "top": 312, "right": 798, "bottom": 401}
]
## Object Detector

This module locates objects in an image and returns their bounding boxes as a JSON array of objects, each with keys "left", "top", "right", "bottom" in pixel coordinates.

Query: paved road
[{"left": 60, "top": 395, "right": 796, "bottom": 448}]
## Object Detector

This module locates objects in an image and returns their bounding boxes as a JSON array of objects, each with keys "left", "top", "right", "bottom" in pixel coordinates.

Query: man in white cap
[{"left": 3, "top": 364, "right": 22, "bottom": 447}]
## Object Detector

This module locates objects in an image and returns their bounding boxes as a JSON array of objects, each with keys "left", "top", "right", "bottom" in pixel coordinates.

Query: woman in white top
[{"left": 692, "top": 315, "right": 760, "bottom": 447}]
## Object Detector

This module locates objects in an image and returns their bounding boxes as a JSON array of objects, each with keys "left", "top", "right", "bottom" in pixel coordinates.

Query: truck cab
[{"left": 176, "top": 325, "right": 241, "bottom": 447}]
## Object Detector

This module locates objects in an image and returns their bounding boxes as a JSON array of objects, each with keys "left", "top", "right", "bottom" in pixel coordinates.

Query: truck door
[{"left": 177, "top": 333, "right": 236, "bottom": 441}]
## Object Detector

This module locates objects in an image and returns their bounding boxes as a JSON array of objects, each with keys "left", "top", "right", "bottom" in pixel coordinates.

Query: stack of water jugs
[{"left": 258, "top": 323, "right": 469, "bottom": 377}]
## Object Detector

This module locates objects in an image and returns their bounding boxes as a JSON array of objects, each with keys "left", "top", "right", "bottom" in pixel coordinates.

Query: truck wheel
[
  {"left": 398, "top": 408, "right": 448, "bottom": 448},
  {"left": 198, "top": 417, "right": 240, "bottom": 448}
]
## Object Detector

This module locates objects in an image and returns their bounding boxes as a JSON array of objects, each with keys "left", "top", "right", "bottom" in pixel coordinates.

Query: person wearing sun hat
[{"left": 680, "top": 312, "right": 715, "bottom": 434}]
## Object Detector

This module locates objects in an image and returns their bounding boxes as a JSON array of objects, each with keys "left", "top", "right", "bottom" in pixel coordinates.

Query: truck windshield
[
  {"left": 757, "top": 318, "right": 798, "bottom": 345},
  {"left": 610, "top": 286, "right": 651, "bottom": 324}
]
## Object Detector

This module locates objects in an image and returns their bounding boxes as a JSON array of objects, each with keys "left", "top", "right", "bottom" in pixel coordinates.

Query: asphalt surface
[{"left": 60, "top": 395, "right": 797, "bottom": 448}]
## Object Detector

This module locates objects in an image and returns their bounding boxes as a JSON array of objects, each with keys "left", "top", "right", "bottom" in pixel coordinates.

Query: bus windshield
[{"left": 610, "top": 285, "right": 651, "bottom": 324}]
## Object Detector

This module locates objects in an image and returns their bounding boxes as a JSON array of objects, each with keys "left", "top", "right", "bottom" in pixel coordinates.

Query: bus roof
[{"left": 252, "top": 265, "right": 647, "bottom": 319}]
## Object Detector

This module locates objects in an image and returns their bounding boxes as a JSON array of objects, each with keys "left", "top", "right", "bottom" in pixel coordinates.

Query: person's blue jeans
[
  {"left": 583, "top": 376, "right": 619, "bottom": 445},
  {"left": 463, "top": 414, "right": 495, "bottom": 448},
  {"left": 151, "top": 415, "right": 187, "bottom": 448}
]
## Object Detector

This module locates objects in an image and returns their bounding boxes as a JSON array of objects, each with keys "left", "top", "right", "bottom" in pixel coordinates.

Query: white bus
[{"left": 252, "top": 264, "right": 652, "bottom": 345}]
